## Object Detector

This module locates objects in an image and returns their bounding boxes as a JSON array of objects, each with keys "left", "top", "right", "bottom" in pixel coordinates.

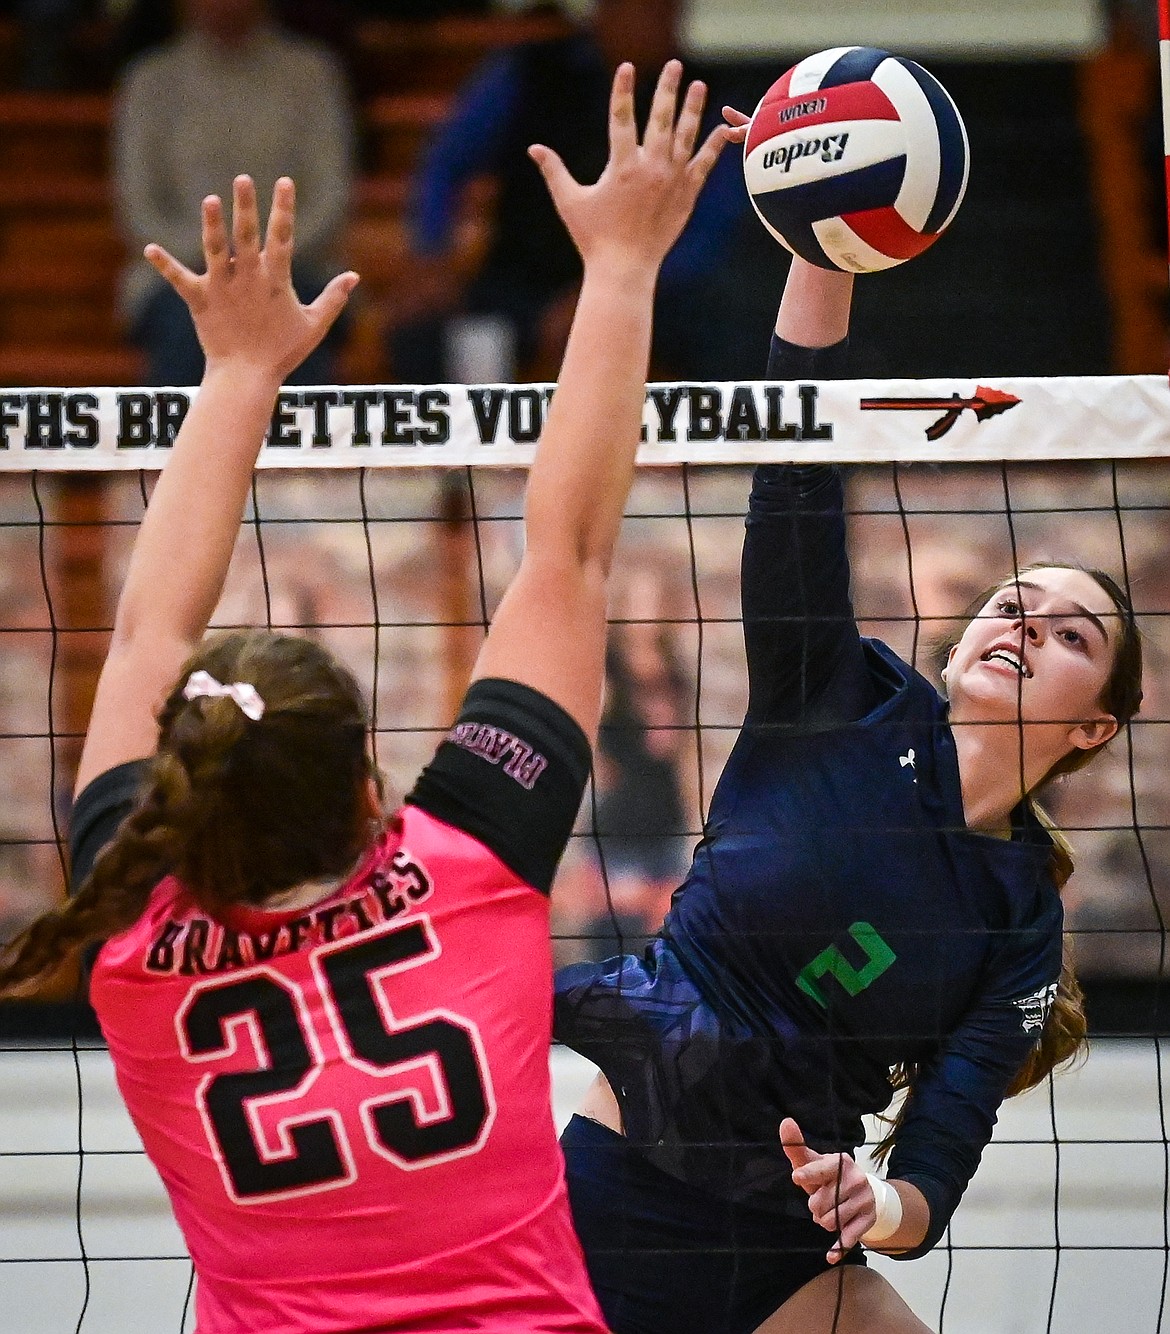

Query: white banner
[
  {"left": 683, "top": 0, "right": 1105, "bottom": 58},
  {"left": 0, "top": 376, "right": 1167, "bottom": 470}
]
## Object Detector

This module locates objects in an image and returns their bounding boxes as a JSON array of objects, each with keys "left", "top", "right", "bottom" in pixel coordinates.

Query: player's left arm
[
  {"left": 881, "top": 926, "right": 1063, "bottom": 1259},
  {"left": 409, "top": 64, "right": 726, "bottom": 893},
  {"left": 785, "top": 918, "right": 1062, "bottom": 1262},
  {"left": 74, "top": 178, "right": 357, "bottom": 796},
  {"left": 470, "top": 62, "right": 726, "bottom": 745}
]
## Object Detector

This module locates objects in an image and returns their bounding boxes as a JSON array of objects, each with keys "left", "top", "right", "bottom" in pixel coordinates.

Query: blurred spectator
[
  {"left": 580, "top": 627, "right": 691, "bottom": 961},
  {"left": 113, "top": 0, "right": 354, "bottom": 385},
  {"left": 389, "top": 0, "right": 748, "bottom": 384},
  {"left": 352, "top": 0, "right": 490, "bottom": 15},
  {"left": 111, "top": 0, "right": 359, "bottom": 65}
]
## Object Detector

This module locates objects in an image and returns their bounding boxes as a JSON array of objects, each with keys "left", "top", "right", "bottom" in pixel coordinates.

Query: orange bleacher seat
[{"left": 0, "top": 97, "right": 126, "bottom": 387}]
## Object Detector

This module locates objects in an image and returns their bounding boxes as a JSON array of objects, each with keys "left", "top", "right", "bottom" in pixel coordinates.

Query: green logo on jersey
[{"left": 796, "top": 921, "right": 896, "bottom": 1009}]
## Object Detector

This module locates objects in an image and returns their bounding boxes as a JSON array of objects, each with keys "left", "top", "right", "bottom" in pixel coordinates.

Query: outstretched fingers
[
  {"left": 201, "top": 193, "right": 230, "bottom": 281},
  {"left": 608, "top": 61, "right": 638, "bottom": 161},
  {"left": 306, "top": 270, "right": 361, "bottom": 335},
  {"left": 264, "top": 177, "right": 296, "bottom": 283},
  {"left": 672, "top": 77, "right": 708, "bottom": 162},
  {"left": 139, "top": 169, "right": 359, "bottom": 379},
  {"left": 643, "top": 58, "right": 683, "bottom": 154},
  {"left": 541, "top": 58, "right": 731, "bottom": 269},
  {"left": 231, "top": 175, "right": 261, "bottom": 271},
  {"left": 780, "top": 1117, "right": 819, "bottom": 1173},
  {"left": 144, "top": 244, "right": 200, "bottom": 305}
]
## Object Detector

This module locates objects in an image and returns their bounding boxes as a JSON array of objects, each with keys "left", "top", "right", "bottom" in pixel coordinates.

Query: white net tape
[{"left": 0, "top": 376, "right": 1167, "bottom": 468}]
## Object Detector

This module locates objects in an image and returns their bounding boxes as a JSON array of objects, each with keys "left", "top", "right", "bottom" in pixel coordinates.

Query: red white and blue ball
[{"left": 743, "top": 46, "right": 969, "bottom": 273}]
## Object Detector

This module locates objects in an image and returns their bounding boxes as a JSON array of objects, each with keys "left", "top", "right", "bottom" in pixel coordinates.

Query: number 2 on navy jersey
[{"left": 176, "top": 916, "right": 496, "bottom": 1204}]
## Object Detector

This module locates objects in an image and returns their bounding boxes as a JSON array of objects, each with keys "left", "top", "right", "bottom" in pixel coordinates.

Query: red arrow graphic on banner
[{"left": 858, "top": 386, "right": 1022, "bottom": 441}]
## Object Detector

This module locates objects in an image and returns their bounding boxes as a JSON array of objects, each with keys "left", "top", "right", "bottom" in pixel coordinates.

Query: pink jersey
[{"left": 90, "top": 804, "right": 609, "bottom": 1333}]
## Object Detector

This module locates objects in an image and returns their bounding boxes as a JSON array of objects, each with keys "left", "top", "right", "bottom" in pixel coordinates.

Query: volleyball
[{"left": 743, "top": 46, "right": 969, "bottom": 273}]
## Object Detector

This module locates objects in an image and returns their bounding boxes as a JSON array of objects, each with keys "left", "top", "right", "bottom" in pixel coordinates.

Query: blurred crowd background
[{"left": 0, "top": 0, "right": 1166, "bottom": 1026}]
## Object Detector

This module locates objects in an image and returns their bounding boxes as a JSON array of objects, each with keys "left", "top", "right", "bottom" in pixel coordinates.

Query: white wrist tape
[{"left": 861, "top": 1173, "right": 903, "bottom": 1245}]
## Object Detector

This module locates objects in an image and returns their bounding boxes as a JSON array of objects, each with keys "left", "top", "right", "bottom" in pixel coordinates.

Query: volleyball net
[{"left": 0, "top": 375, "right": 1167, "bottom": 1333}]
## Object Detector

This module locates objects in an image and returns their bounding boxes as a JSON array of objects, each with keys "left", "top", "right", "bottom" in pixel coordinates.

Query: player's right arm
[
  {"left": 717, "top": 111, "right": 873, "bottom": 727},
  {"left": 740, "top": 258, "right": 875, "bottom": 727}
]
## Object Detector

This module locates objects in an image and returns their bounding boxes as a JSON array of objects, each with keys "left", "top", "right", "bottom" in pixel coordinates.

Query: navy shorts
[{"left": 561, "top": 1114, "right": 865, "bottom": 1334}]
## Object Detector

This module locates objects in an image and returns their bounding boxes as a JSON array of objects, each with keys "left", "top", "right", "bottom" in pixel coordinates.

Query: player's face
[{"left": 943, "top": 567, "right": 1119, "bottom": 755}]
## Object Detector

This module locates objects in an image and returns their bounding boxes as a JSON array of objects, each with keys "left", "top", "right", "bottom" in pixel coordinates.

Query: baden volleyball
[{"left": 743, "top": 46, "right": 969, "bottom": 273}]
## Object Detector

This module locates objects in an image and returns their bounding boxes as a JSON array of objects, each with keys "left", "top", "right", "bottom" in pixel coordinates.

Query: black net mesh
[{"left": 0, "top": 455, "right": 1166, "bottom": 1332}]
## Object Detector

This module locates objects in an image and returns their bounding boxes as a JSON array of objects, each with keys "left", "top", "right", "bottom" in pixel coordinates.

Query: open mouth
[{"left": 981, "top": 649, "right": 1031, "bottom": 678}]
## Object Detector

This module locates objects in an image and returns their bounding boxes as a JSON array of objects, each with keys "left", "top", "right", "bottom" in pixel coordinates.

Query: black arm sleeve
[
  {"left": 68, "top": 760, "right": 151, "bottom": 890},
  {"left": 742, "top": 335, "right": 875, "bottom": 726},
  {"left": 406, "top": 677, "right": 591, "bottom": 895}
]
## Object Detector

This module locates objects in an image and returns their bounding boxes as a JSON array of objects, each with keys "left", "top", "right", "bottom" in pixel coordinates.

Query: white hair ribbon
[{"left": 182, "top": 670, "right": 266, "bottom": 722}]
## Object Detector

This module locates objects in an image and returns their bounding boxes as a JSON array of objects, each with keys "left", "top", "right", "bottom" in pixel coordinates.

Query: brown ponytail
[
  {"left": 0, "top": 779, "right": 180, "bottom": 996},
  {"left": 0, "top": 631, "right": 377, "bottom": 997}
]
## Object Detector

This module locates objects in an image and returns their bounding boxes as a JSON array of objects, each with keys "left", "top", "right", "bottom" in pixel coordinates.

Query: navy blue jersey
[{"left": 555, "top": 336, "right": 1063, "bottom": 1257}]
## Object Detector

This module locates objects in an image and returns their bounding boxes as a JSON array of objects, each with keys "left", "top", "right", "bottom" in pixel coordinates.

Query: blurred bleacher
[
  {"left": 0, "top": 9, "right": 573, "bottom": 388},
  {"left": 0, "top": 8, "right": 1165, "bottom": 388}
]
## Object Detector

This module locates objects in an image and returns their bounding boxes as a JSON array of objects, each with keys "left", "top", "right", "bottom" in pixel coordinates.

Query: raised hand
[
  {"left": 781, "top": 1117, "right": 878, "bottom": 1263},
  {"left": 529, "top": 60, "right": 728, "bottom": 275},
  {"left": 144, "top": 175, "right": 359, "bottom": 384}
]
